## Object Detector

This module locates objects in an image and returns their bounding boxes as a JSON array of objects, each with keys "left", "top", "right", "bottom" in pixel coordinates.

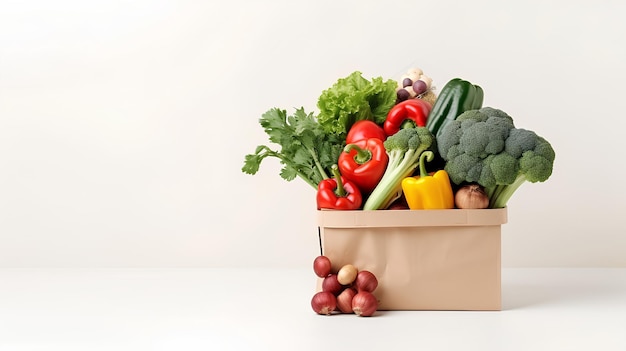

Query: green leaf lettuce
[{"left": 316, "top": 71, "right": 397, "bottom": 138}]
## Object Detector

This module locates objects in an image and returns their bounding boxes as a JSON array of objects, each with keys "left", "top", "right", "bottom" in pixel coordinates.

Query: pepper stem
[
  {"left": 344, "top": 144, "right": 372, "bottom": 165},
  {"left": 418, "top": 151, "right": 434, "bottom": 178},
  {"left": 331, "top": 165, "right": 346, "bottom": 197}
]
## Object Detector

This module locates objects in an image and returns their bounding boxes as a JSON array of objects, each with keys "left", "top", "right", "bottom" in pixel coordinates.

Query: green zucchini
[{"left": 426, "top": 78, "right": 484, "bottom": 137}]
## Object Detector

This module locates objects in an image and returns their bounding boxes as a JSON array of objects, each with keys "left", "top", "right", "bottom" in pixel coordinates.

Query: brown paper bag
[{"left": 317, "top": 208, "right": 507, "bottom": 311}]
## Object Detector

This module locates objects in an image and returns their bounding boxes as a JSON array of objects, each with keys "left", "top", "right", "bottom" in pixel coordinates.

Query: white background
[{"left": 1, "top": 0, "right": 625, "bottom": 269}]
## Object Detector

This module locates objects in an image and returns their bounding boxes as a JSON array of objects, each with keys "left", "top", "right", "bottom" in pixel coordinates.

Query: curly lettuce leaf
[{"left": 316, "top": 71, "right": 397, "bottom": 138}]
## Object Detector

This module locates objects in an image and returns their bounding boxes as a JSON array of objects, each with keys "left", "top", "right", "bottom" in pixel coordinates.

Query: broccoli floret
[
  {"left": 363, "top": 127, "right": 434, "bottom": 210},
  {"left": 438, "top": 107, "right": 555, "bottom": 208}
]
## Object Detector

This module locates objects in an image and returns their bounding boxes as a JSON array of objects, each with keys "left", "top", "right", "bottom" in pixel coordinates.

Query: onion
[
  {"left": 355, "top": 270, "right": 378, "bottom": 292},
  {"left": 322, "top": 274, "right": 343, "bottom": 295},
  {"left": 455, "top": 184, "right": 489, "bottom": 209},
  {"left": 311, "top": 291, "right": 336, "bottom": 315},
  {"left": 337, "top": 264, "right": 358, "bottom": 285},
  {"left": 352, "top": 291, "right": 378, "bottom": 317},
  {"left": 336, "top": 288, "right": 356, "bottom": 313},
  {"left": 313, "top": 256, "right": 332, "bottom": 278}
]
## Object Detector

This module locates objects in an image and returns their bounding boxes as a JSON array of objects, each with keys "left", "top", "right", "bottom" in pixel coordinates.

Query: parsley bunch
[{"left": 242, "top": 108, "right": 345, "bottom": 189}]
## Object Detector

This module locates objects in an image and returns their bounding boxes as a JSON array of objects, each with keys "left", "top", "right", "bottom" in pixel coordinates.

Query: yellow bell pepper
[{"left": 401, "top": 151, "right": 454, "bottom": 210}]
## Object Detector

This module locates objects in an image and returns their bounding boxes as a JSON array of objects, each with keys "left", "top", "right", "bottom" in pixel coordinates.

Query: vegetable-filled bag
[{"left": 317, "top": 208, "right": 507, "bottom": 311}]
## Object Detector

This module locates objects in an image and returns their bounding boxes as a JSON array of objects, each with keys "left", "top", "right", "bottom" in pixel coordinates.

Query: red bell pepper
[
  {"left": 383, "top": 99, "right": 432, "bottom": 136},
  {"left": 346, "top": 120, "right": 386, "bottom": 144},
  {"left": 316, "top": 165, "right": 362, "bottom": 210},
  {"left": 338, "top": 138, "right": 388, "bottom": 194}
]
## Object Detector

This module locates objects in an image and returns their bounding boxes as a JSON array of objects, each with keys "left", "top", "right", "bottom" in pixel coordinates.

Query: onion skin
[
  {"left": 311, "top": 291, "right": 336, "bottom": 315},
  {"left": 455, "top": 184, "right": 489, "bottom": 209},
  {"left": 352, "top": 291, "right": 378, "bottom": 317}
]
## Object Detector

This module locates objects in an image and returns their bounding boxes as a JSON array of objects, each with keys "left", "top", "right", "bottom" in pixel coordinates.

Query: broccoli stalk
[
  {"left": 362, "top": 127, "right": 434, "bottom": 210},
  {"left": 485, "top": 172, "right": 527, "bottom": 209},
  {"left": 486, "top": 144, "right": 556, "bottom": 208}
]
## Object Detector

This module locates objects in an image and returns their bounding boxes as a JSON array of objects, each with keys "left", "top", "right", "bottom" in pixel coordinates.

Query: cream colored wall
[{"left": 1, "top": 0, "right": 624, "bottom": 267}]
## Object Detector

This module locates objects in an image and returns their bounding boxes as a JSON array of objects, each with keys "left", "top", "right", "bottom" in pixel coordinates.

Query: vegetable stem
[
  {"left": 362, "top": 147, "right": 423, "bottom": 210},
  {"left": 344, "top": 144, "right": 372, "bottom": 165},
  {"left": 261, "top": 146, "right": 319, "bottom": 190},
  {"left": 330, "top": 165, "right": 346, "bottom": 197},
  {"left": 489, "top": 174, "right": 527, "bottom": 208},
  {"left": 418, "top": 151, "right": 434, "bottom": 178},
  {"left": 307, "top": 147, "right": 330, "bottom": 180}
]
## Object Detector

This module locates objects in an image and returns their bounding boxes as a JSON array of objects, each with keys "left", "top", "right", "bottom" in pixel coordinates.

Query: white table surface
[{"left": 1, "top": 268, "right": 625, "bottom": 351}]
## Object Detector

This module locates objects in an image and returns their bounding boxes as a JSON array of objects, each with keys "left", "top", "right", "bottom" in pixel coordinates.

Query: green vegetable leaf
[
  {"left": 242, "top": 107, "right": 345, "bottom": 189},
  {"left": 242, "top": 152, "right": 264, "bottom": 175},
  {"left": 280, "top": 166, "right": 298, "bottom": 182},
  {"left": 317, "top": 71, "right": 397, "bottom": 138}
]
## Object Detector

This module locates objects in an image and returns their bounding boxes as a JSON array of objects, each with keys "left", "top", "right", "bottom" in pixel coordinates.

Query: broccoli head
[{"left": 437, "top": 107, "right": 555, "bottom": 208}]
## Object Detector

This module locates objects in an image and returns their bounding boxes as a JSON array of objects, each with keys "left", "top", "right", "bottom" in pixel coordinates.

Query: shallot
[
  {"left": 355, "top": 270, "right": 378, "bottom": 292},
  {"left": 352, "top": 291, "right": 378, "bottom": 317},
  {"left": 313, "top": 255, "right": 332, "bottom": 278},
  {"left": 336, "top": 288, "right": 356, "bottom": 313},
  {"left": 311, "top": 291, "right": 336, "bottom": 315},
  {"left": 322, "top": 274, "right": 342, "bottom": 295}
]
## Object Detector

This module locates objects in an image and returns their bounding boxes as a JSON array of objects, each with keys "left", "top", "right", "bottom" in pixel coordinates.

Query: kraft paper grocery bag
[{"left": 317, "top": 208, "right": 507, "bottom": 311}]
